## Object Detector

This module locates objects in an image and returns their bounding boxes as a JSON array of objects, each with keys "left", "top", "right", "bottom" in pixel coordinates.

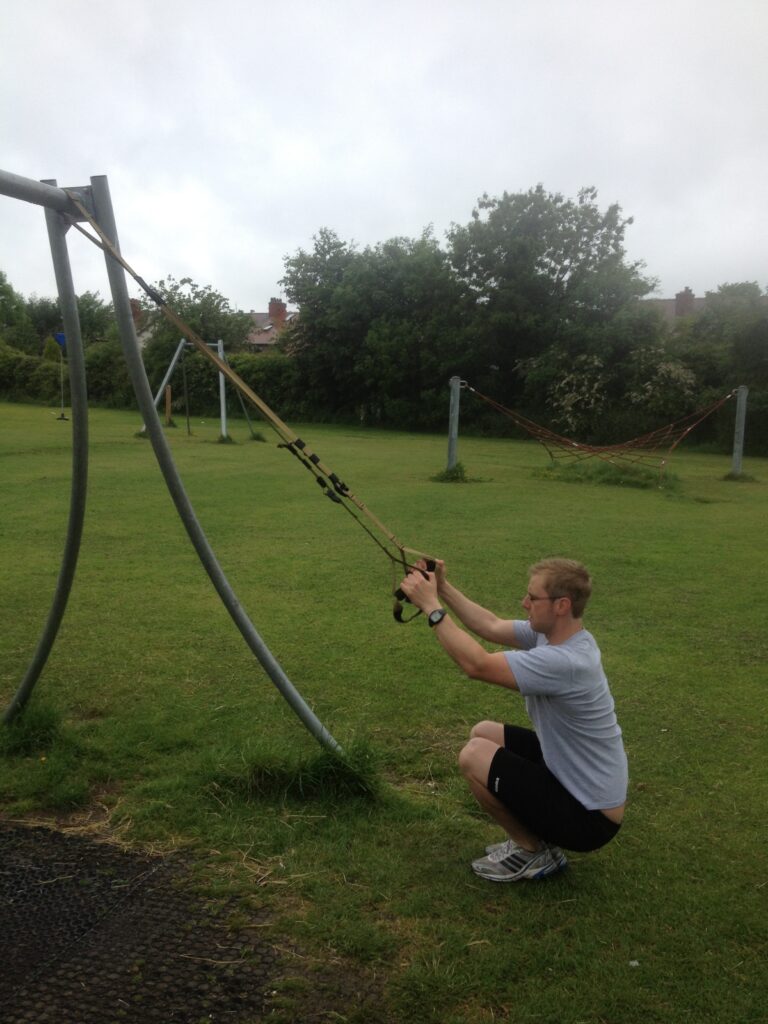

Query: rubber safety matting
[{"left": 0, "top": 823, "right": 279, "bottom": 1023}]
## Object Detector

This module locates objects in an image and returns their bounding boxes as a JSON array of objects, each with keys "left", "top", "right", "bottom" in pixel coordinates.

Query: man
[{"left": 398, "top": 557, "right": 627, "bottom": 883}]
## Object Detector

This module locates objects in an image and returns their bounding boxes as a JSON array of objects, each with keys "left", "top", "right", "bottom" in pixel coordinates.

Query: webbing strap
[{"left": 63, "top": 189, "right": 433, "bottom": 617}]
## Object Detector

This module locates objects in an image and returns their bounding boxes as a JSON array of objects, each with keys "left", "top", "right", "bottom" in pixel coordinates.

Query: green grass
[
  {"left": 534, "top": 458, "right": 682, "bottom": 490},
  {"left": 1, "top": 402, "right": 766, "bottom": 1023}
]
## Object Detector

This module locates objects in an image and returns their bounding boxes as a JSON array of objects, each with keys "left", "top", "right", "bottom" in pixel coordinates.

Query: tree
[
  {"left": 76, "top": 291, "right": 116, "bottom": 346},
  {"left": 446, "top": 186, "right": 658, "bottom": 409},
  {"left": 25, "top": 294, "right": 61, "bottom": 342},
  {"left": 281, "top": 229, "right": 465, "bottom": 423},
  {"left": 280, "top": 229, "right": 361, "bottom": 415},
  {"left": 14, "top": 286, "right": 115, "bottom": 353},
  {"left": 0, "top": 270, "right": 38, "bottom": 355},
  {"left": 689, "top": 282, "right": 768, "bottom": 388},
  {"left": 141, "top": 276, "right": 254, "bottom": 388}
]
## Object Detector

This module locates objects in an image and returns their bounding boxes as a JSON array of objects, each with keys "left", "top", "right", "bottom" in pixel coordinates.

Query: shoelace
[{"left": 488, "top": 839, "right": 525, "bottom": 863}]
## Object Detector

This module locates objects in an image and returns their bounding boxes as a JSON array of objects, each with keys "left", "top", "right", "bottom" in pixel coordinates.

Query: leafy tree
[
  {"left": 76, "top": 291, "right": 115, "bottom": 346},
  {"left": 141, "top": 275, "right": 254, "bottom": 389},
  {"left": 280, "top": 229, "right": 362, "bottom": 416},
  {"left": 624, "top": 348, "right": 698, "bottom": 419},
  {"left": 447, "top": 186, "right": 658, "bottom": 408},
  {"left": 666, "top": 281, "right": 768, "bottom": 453},
  {"left": 84, "top": 341, "right": 135, "bottom": 408},
  {"left": 0, "top": 270, "right": 38, "bottom": 354},
  {"left": 685, "top": 282, "right": 768, "bottom": 388},
  {"left": 281, "top": 229, "right": 465, "bottom": 423},
  {"left": 18, "top": 288, "right": 115, "bottom": 352},
  {"left": 25, "top": 294, "right": 61, "bottom": 342}
]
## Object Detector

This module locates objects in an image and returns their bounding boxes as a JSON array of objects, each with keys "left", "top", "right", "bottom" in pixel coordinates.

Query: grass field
[{"left": 1, "top": 401, "right": 766, "bottom": 1023}]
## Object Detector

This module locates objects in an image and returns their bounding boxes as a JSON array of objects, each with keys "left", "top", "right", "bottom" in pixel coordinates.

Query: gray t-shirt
[{"left": 504, "top": 621, "right": 628, "bottom": 810}]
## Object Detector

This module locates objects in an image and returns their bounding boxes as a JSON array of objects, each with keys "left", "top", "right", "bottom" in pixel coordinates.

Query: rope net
[{"left": 464, "top": 384, "right": 737, "bottom": 476}]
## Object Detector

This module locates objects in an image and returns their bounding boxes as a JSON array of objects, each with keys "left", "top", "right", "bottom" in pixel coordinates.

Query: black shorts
[{"left": 486, "top": 725, "right": 621, "bottom": 853}]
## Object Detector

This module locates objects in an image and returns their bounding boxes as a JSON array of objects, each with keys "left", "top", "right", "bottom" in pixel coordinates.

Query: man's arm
[
  {"left": 432, "top": 560, "right": 519, "bottom": 647},
  {"left": 432, "top": 615, "right": 519, "bottom": 689},
  {"left": 399, "top": 568, "right": 519, "bottom": 689}
]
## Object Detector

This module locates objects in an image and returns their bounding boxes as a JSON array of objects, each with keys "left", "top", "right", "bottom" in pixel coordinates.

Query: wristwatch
[{"left": 427, "top": 608, "right": 447, "bottom": 628}]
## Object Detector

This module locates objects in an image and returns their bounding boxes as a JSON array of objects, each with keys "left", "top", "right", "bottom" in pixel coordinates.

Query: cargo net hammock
[{"left": 463, "top": 383, "right": 738, "bottom": 478}]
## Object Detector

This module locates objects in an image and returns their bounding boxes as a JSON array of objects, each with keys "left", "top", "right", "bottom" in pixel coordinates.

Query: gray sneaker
[
  {"left": 485, "top": 837, "right": 522, "bottom": 856},
  {"left": 472, "top": 841, "right": 567, "bottom": 882},
  {"left": 485, "top": 837, "right": 568, "bottom": 870}
]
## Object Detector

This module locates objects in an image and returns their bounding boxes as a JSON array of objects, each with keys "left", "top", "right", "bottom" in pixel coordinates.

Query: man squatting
[{"left": 399, "top": 557, "right": 627, "bottom": 882}]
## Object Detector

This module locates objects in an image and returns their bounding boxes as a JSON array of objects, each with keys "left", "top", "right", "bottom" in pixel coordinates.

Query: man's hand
[
  {"left": 414, "top": 557, "right": 447, "bottom": 591},
  {"left": 398, "top": 567, "right": 440, "bottom": 613}
]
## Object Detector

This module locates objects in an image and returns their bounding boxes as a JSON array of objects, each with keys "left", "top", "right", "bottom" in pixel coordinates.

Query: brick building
[
  {"left": 247, "top": 298, "right": 297, "bottom": 352},
  {"left": 644, "top": 286, "right": 708, "bottom": 323}
]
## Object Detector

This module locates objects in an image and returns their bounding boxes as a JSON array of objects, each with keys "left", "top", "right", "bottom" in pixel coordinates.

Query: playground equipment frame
[{"left": 0, "top": 169, "right": 340, "bottom": 754}]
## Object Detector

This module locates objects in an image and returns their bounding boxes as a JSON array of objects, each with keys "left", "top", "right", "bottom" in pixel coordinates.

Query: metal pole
[
  {"left": 3, "top": 185, "right": 89, "bottom": 723},
  {"left": 217, "top": 339, "right": 228, "bottom": 440},
  {"left": 57, "top": 347, "right": 68, "bottom": 420},
  {"left": 731, "top": 385, "right": 748, "bottom": 476},
  {"left": 152, "top": 338, "right": 187, "bottom": 409},
  {"left": 0, "top": 168, "right": 80, "bottom": 214},
  {"left": 447, "top": 376, "right": 461, "bottom": 470},
  {"left": 224, "top": 349, "right": 257, "bottom": 438},
  {"left": 88, "top": 174, "right": 341, "bottom": 754},
  {"left": 182, "top": 348, "right": 192, "bottom": 435},
  {"left": 139, "top": 337, "right": 187, "bottom": 435}
]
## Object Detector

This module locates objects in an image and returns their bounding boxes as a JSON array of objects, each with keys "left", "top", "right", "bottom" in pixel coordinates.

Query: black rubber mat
[{"left": 0, "top": 824, "right": 279, "bottom": 1023}]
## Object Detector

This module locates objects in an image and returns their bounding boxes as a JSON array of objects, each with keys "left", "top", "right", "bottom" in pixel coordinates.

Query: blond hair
[{"left": 529, "top": 558, "right": 592, "bottom": 618}]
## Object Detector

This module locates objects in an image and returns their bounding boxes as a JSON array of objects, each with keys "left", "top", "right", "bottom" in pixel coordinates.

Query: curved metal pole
[
  {"left": 88, "top": 175, "right": 341, "bottom": 754},
  {"left": 3, "top": 191, "right": 89, "bottom": 723}
]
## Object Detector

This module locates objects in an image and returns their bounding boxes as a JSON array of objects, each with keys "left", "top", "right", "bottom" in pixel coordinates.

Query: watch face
[{"left": 428, "top": 609, "right": 445, "bottom": 626}]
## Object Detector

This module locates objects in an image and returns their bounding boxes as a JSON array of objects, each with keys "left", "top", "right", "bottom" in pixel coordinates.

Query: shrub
[
  {"left": 0, "top": 341, "right": 60, "bottom": 403},
  {"left": 84, "top": 341, "right": 135, "bottom": 408}
]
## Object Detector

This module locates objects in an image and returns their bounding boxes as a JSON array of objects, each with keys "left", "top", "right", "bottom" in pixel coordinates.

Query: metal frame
[
  {"left": 145, "top": 338, "right": 256, "bottom": 440},
  {"left": 0, "top": 168, "right": 340, "bottom": 754}
]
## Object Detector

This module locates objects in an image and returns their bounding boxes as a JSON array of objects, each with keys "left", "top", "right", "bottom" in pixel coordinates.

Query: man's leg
[
  {"left": 469, "top": 720, "right": 506, "bottom": 745},
  {"left": 458, "top": 736, "right": 543, "bottom": 852}
]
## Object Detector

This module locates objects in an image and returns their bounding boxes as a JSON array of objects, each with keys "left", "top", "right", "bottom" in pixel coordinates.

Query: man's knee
[
  {"left": 458, "top": 736, "right": 496, "bottom": 782},
  {"left": 470, "top": 720, "right": 504, "bottom": 744}
]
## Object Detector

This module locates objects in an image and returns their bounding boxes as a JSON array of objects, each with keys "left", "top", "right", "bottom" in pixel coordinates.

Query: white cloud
[{"left": 1, "top": 0, "right": 766, "bottom": 309}]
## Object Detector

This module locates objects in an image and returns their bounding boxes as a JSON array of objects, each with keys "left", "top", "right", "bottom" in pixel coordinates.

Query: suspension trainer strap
[{"left": 64, "top": 190, "right": 434, "bottom": 618}]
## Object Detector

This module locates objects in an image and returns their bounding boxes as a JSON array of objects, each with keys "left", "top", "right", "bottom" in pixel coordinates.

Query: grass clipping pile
[{"left": 1, "top": 823, "right": 278, "bottom": 1023}]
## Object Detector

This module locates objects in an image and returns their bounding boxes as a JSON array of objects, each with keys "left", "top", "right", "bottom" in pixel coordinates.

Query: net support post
[
  {"left": 217, "top": 339, "right": 228, "bottom": 440},
  {"left": 447, "top": 375, "right": 461, "bottom": 470},
  {"left": 731, "top": 385, "right": 748, "bottom": 477}
]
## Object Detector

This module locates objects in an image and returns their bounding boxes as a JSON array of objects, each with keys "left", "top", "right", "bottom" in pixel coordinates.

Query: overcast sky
[{"left": 2, "top": 0, "right": 766, "bottom": 313}]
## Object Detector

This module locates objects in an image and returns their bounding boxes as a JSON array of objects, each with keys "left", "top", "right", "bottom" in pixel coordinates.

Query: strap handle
[{"left": 393, "top": 559, "right": 436, "bottom": 622}]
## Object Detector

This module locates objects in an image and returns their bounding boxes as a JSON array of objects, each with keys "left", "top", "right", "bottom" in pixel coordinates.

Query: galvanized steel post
[
  {"left": 217, "top": 339, "right": 228, "bottom": 439},
  {"left": 731, "top": 385, "right": 748, "bottom": 477},
  {"left": 447, "top": 375, "right": 461, "bottom": 470}
]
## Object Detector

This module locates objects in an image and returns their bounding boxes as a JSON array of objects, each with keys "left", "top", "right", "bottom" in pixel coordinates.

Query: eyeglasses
[{"left": 525, "top": 593, "right": 565, "bottom": 602}]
